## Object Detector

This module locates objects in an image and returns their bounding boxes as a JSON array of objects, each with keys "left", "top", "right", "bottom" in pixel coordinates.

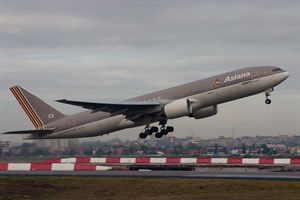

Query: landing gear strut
[
  {"left": 139, "top": 121, "right": 174, "bottom": 139},
  {"left": 264, "top": 88, "right": 274, "bottom": 105}
]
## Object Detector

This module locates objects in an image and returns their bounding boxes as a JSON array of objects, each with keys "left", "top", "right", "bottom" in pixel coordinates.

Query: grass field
[{"left": 1, "top": 176, "right": 300, "bottom": 200}]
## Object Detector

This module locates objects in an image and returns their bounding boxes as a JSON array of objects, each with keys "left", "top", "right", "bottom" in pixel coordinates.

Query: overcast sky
[{"left": 0, "top": 0, "right": 299, "bottom": 143}]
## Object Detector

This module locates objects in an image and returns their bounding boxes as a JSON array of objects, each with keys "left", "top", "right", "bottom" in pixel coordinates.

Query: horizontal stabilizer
[{"left": 2, "top": 128, "right": 55, "bottom": 135}]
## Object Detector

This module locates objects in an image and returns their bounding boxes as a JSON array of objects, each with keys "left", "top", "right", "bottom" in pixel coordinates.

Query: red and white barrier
[
  {"left": 0, "top": 163, "right": 111, "bottom": 171},
  {"left": 46, "top": 157, "right": 300, "bottom": 165},
  {"left": 1, "top": 158, "right": 299, "bottom": 171}
]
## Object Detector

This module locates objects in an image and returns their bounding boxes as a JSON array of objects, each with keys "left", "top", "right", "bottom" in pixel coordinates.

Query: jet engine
[
  {"left": 164, "top": 99, "right": 192, "bottom": 119},
  {"left": 190, "top": 105, "right": 218, "bottom": 119}
]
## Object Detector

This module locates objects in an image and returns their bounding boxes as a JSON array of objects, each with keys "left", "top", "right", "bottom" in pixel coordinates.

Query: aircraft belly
[
  {"left": 31, "top": 115, "right": 129, "bottom": 139},
  {"left": 216, "top": 84, "right": 240, "bottom": 104},
  {"left": 215, "top": 80, "right": 262, "bottom": 104},
  {"left": 261, "top": 73, "right": 284, "bottom": 89}
]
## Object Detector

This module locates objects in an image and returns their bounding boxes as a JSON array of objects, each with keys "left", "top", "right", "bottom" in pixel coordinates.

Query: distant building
[
  {"left": 34, "top": 139, "right": 79, "bottom": 151},
  {"left": 213, "top": 136, "right": 234, "bottom": 147},
  {"left": 199, "top": 139, "right": 212, "bottom": 147},
  {"left": 266, "top": 144, "right": 286, "bottom": 150},
  {"left": 291, "top": 146, "right": 300, "bottom": 155},
  {"left": 278, "top": 135, "right": 290, "bottom": 141},
  {"left": 0, "top": 140, "right": 10, "bottom": 153}
]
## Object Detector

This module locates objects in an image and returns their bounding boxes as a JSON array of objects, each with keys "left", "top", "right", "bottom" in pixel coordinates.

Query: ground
[{"left": 0, "top": 177, "right": 300, "bottom": 200}]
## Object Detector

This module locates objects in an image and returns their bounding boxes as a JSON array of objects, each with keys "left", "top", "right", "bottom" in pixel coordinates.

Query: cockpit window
[{"left": 272, "top": 68, "right": 282, "bottom": 72}]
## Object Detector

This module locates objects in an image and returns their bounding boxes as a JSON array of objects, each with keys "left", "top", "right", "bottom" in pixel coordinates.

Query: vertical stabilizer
[{"left": 9, "top": 86, "right": 66, "bottom": 129}]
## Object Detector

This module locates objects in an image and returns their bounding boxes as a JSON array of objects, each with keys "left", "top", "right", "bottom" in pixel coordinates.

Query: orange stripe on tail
[
  {"left": 10, "top": 87, "right": 40, "bottom": 129},
  {"left": 14, "top": 86, "right": 44, "bottom": 128}
]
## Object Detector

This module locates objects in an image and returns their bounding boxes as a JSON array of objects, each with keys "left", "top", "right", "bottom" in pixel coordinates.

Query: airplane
[{"left": 3, "top": 66, "right": 289, "bottom": 140}]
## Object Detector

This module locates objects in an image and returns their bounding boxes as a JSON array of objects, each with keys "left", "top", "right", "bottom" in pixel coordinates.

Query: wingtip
[{"left": 56, "top": 99, "right": 67, "bottom": 103}]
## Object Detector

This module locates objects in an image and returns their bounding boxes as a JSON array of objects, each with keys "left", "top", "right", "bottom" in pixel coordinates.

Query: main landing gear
[
  {"left": 265, "top": 88, "right": 274, "bottom": 105},
  {"left": 139, "top": 121, "right": 174, "bottom": 139}
]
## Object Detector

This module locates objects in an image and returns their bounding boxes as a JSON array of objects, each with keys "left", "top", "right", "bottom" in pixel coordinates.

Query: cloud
[
  {"left": 2, "top": 14, "right": 94, "bottom": 34},
  {"left": 1, "top": 1, "right": 299, "bottom": 142},
  {"left": 2, "top": 1, "right": 298, "bottom": 51}
]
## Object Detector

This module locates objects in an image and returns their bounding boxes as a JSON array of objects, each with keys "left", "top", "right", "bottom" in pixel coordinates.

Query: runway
[{"left": 1, "top": 171, "right": 300, "bottom": 181}]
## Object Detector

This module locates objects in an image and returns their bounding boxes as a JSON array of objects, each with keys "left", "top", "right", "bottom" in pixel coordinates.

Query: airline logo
[
  {"left": 224, "top": 72, "right": 251, "bottom": 83},
  {"left": 10, "top": 86, "right": 44, "bottom": 129},
  {"left": 212, "top": 79, "right": 221, "bottom": 85}
]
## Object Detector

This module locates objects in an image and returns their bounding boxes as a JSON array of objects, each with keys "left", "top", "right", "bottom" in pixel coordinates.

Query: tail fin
[{"left": 9, "top": 86, "right": 66, "bottom": 129}]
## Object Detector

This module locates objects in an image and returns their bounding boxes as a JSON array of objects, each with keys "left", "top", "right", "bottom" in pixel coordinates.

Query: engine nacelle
[
  {"left": 190, "top": 105, "right": 218, "bottom": 119},
  {"left": 164, "top": 99, "right": 192, "bottom": 119}
]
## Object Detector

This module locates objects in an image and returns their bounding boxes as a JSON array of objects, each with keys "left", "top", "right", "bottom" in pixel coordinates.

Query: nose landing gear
[{"left": 264, "top": 88, "right": 274, "bottom": 105}]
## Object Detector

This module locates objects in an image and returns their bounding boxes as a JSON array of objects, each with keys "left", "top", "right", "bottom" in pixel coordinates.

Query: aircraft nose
[
  {"left": 274, "top": 71, "right": 289, "bottom": 84},
  {"left": 282, "top": 71, "right": 289, "bottom": 80}
]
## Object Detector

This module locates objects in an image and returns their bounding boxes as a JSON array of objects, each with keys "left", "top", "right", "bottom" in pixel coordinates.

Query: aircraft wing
[
  {"left": 56, "top": 99, "right": 163, "bottom": 114},
  {"left": 3, "top": 128, "right": 56, "bottom": 135}
]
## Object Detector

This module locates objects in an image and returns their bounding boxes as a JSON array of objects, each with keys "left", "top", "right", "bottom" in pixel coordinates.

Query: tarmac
[{"left": 1, "top": 171, "right": 300, "bottom": 181}]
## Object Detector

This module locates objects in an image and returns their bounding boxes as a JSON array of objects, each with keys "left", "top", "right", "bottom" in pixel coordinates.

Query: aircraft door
[
  {"left": 251, "top": 71, "right": 258, "bottom": 79},
  {"left": 69, "top": 120, "right": 76, "bottom": 128}
]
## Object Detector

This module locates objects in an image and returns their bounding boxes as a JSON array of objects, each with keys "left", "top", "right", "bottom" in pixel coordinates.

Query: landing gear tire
[
  {"left": 161, "top": 129, "right": 168, "bottom": 135},
  {"left": 265, "top": 99, "right": 271, "bottom": 105},
  {"left": 145, "top": 130, "right": 152, "bottom": 135},
  {"left": 150, "top": 126, "right": 159, "bottom": 132},
  {"left": 166, "top": 126, "right": 174, "bottom": 132},
  {"left": 139, "top": 132, "right": 147, "bottom": 139},
  {"left": 155, "top": 132, "right": 163, "bottom": 138}
]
